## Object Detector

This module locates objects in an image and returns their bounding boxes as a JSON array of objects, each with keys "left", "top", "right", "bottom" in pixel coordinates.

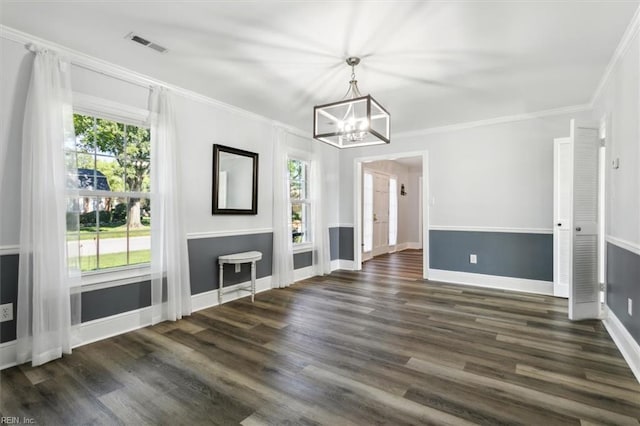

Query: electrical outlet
[
  {"left": 469, "top": 254, "right": 477, "bottom": 264},
  {"left": 0, "top": 303, "right": 13, "bottom": 322},
  {"left": 628, "top": 298, "right": 633, "bottom": 316}
]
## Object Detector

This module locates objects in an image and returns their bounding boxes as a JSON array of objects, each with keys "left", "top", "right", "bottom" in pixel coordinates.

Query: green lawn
[
  {"left": 80, "top": 250, "right": 151, "bottom": 271},
  {"left": 75, "top": 224, "right": 151, "bottom": 240}
]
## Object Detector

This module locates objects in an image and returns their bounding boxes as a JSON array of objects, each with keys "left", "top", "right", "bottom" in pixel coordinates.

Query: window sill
[
  {"left": 80, "top": 264, "right": 151, "bottom": 292},
  {"left": 293, "top": 242, "right": 313, "bottom": 254}
]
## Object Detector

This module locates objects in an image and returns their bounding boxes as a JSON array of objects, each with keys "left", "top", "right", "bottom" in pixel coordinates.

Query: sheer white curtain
[
  {"left": 149, "top": 87, "right": 191, "bottom": 324},
  {"left": 311, "top": 146, "right": 331, "bottom": 276},
  {"left": 272, "top": 128, "right": 294, "bottom": 288},
  {"left": 17, "top": 46, "right": 81, "bottom": 366}
]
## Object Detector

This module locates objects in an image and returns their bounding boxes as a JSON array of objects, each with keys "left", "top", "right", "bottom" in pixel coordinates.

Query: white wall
[
  {"left": 0, "top": 37, "right": 31, "bottom": 247},
  {"left": 339, "top": 111, "right": 592, "bottom": 231},
  {"left": 0, "top": 34, "right": 340, "bottom": 248},
  {"left": 592, "top": 29, "right": 640, "bottom": 247},
  {"left": 175, "top": 94, "right": 275, "bottom": 234}
]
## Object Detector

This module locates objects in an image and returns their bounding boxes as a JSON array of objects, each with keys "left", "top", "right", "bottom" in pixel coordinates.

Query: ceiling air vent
[{"left": 125, "top": 32, "right": 168, "bottom": 53}]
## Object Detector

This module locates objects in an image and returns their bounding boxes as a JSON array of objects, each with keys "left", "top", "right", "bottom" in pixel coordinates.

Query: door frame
[
  {"left": 353, "top": 150, "right": 430, "bottom": 279},
  {"left": 598, "top": 113, "right": 609, "bottom": 310}
]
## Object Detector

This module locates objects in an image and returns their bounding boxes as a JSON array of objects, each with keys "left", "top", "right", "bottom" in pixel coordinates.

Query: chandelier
[{"left": 313, "top": 57, "right": 390, "bottom": 148}]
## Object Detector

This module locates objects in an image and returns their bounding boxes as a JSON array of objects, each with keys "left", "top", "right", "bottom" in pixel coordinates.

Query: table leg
[
  {"left": 218, "top": 263, "right": 224, "bottom": 305},
  {"left": 251, "top": 261, "right": 256, "bottom": 303}
]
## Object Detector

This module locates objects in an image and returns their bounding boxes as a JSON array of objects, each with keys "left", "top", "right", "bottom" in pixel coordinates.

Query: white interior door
[
  {"left": 388, "top": 177, "right": 398, "bottom": 250},
  {"left": 362, "top": 171, "right": 374, "bottom": 261},
  {"left": 372, "top": 172, "right": 390, "bottom": 257},
  {"left": 553, "top": 137, "right": 572, "bottom": 298},
  {"left": 569, "top": 120, "right": 600, "bottom": 320}
]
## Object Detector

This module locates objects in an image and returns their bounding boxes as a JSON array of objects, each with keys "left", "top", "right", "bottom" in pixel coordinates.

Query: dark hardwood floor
[{"left": 2, "top": 250, "right": 639, "bottom": 425}]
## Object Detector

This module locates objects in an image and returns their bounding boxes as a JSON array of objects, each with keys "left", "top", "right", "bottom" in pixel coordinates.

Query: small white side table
[{"left": 218, "top": 251, "right": 263, "bottom": 305}]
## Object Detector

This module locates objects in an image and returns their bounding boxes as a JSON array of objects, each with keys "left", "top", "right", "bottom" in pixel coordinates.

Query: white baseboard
[
  {"left": 602, "top": 305, "right": 640, "bottom": 383},
  {"left": 1, "top": 276, "right": 273, "bottom": 370},
  {"left": 553, "top": 283, "right": 569, "bottom": 298},
  {"left": 191, "top": 276, "right": 272, "bottom": 312},
  {"left": 79, "top": 306, "right": 155, "bottom": 347},
  {"left": 427, "top": 269, "right": 554, "bottom": 296},
  {"left": 0, "top": 306, "right": 156, "bottom": 370},
  {"left": 0, "top": 341, "right": 17, "bottom": 370},
  {"left": 331, "top": 259, "right": 355, "bottom": 271},
  {"left": 395, "top": 242, "right": 422, "bottom": 251},
  {"left": 294, "top": 266, "right": 314, "bottom": 282}
]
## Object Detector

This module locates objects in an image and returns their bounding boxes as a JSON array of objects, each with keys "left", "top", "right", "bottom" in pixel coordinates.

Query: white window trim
[
  {"left": 80, "top": 265, "right": 151, "bottom": 292},
  {"left": 293, "top": 242, "right": 313, "bottom": 254},
  {"left": 71, "top": 95, "right": 152, "bottom": 290},
  {"left": 73, "top": 92, "right": 149, "bottom": 127}
]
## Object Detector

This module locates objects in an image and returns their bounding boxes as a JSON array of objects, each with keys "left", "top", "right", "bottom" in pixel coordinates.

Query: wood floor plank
[{"left": 2, "top": 250, "right": 638, "bottom": 425}]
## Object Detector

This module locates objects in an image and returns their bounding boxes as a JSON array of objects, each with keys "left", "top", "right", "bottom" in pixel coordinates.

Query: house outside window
[{"left": 67, "top": 113, "right": 151, "bottom": 272}]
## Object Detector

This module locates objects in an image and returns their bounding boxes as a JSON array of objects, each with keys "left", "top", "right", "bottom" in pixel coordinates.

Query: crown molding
[
  {"left": 394, "top": 103, "right": 592, "bottom": 140},
  {"left": 590, "top": 5, "right": 640, "bottom": 106},
  {"left": 0, "top": 25, "right": 309, "bottom": 140}
]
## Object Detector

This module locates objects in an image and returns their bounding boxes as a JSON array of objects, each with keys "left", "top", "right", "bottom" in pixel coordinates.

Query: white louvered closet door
[
  {"left": 553, "top": 137, "right": 572, "bottom": 298},
  {"left": 569, "top": 120, "right": 600, "bottom": 321}
]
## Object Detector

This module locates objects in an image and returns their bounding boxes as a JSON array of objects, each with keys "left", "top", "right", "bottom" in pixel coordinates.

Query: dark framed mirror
[{"left": 212, "top": 144, "right": 259, "bottom": 215}]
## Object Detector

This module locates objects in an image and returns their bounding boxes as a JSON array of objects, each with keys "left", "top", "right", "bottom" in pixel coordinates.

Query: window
[
  {"left": 67, "top": 113, "right": 151, "bottom": 272},
  {"left": 288, "top": 158, "right": 310, "bottom": 244}
]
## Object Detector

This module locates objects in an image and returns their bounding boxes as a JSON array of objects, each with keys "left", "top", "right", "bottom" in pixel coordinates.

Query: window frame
[
  {"left": 287, "top": 155, "right": 313, "bottom": 253},
  {"left": 71, "top": 93, "right": 152, "bottom": 287}
]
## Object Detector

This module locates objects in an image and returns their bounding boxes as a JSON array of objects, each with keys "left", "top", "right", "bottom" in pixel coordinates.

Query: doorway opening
[{"left": 354, "top": 151, "right": 429, "bottom": 279}]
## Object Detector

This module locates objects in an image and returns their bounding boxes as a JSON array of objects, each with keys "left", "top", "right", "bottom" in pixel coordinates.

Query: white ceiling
[{"left": 1, "top": 1, "right": 638, "bottom": 134}]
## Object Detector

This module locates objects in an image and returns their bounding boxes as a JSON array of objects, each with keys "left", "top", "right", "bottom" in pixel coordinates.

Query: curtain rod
[
  {"left": 23, "top": 41, "right": 154, "bottom": 91},
  {"left": 6, "top": 27, "right": 309, "bottom": 139}
]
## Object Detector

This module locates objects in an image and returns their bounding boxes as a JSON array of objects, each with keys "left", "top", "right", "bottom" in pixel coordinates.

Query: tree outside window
[
  {"left": 68, "top": 113, "right": 151, "bottom": 272},
  {"left": 288, "top": 158, "right": 310, "bottom": 244}
]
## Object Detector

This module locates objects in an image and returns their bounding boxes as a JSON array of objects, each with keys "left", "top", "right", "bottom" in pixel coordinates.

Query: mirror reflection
[
  {"left": 218, "top": 152, "right": 254, "bottom": 209},
  {"left": 212, "top": 144, "right": 258, "bottom": 215}
]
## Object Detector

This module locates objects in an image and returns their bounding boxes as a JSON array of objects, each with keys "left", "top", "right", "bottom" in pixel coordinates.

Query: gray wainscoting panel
[
  {"left": 81, "top": 281, "right": 151, "bottom": 323},
  {"left": 329, "top": 227, "right": 354, "bottom": 261},
  {"left": 188, "top": 232, "right": 273, "bottom": 295},
  {"left": 294, "top": 251, "right": 312, "bottom": 269},
  {"left": 329, "top": 227, "right": 340, "bottom": 261},
  {"left": 607, "top": 243, "right": 640, "bottom": 346},
  {"left": 0, "top": 254, "right": 19, "bottom": 343},
  {"left": 338, "top": 227, "right": 354, "bottom": 261},
  {"left": 429, "top": 230, "right": 553, "bottom": 282}
]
